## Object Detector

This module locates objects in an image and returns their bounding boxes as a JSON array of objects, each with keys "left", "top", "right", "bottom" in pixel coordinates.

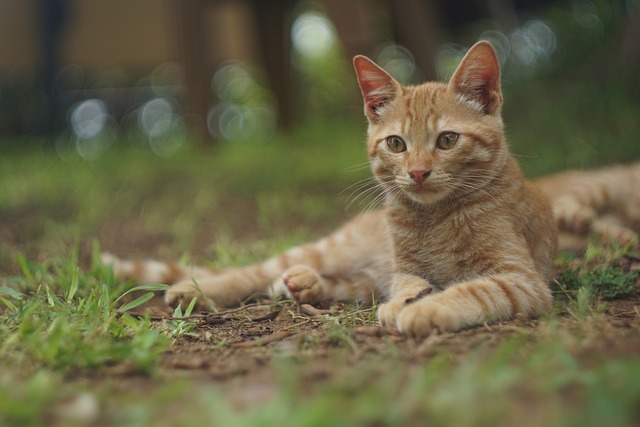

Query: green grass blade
[
  {"left": 0, "top": 286, "right": 23, "bottom": 300},
  {"left": 112, "top": 284, "right": 170, "bottom": 307},
  {"left": 173, "top": 303, "right": 183, "bottom": 318},
  {"left": 15, "top": 254, "right": 34, "bottom": 284},
  {"left": 118, "top": 292, "right": 156, "bottom": 312},
  {"left": 184, "top": 297, "right": 198, "bottom": 317},
  {"left": 0, "top": 295, "right": 17, "bottom": 311},
  {"left": 66, "top": 267, "right": 79, "bottom": 303}
]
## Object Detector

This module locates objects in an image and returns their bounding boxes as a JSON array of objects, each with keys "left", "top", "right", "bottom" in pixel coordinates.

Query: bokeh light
[
  {"left": 437, "top": 19, "right": 557, "bottom": 80},
  {"left": 67, "top": 98, "right": 116, "bottom": 160},
  {"left": 208, "top": 62, "right": 276, "bottom": 142},
  {"left": 139, "top": 97, "right": 175, "bottom": 138},
  {"left": 70, "top": 99, "right": 109, "bottom": 140},
  {"left": 436, "top": 44, "right": 467, "bottom": 80},
  {"left": 289, "top": 5, "right": 350, "bottom": 119},
  {"left": 509, "top": 20, "right": 557, "bottom": 71},
  {"left": 571, "top": 0, "right": 602, "bottom": 29},
  {"left": 291, "top": 10, "right": 337, "bottom": 59},
  {"left": 376, "top": 44, "right": 416, "bottom": 83},
  {"left": 138, "top": 97, "right": 185, "bottom": 156}
]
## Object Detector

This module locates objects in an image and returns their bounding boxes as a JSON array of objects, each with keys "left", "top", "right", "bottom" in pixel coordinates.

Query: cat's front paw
[
  {"left": 281, "top": 265, "right": 326, "bottom": 304},
  {"left": 376, "top": 299, "right": 406, "bottom": 328},
  {"left": 396, "top": 300, "right": 461, "bottom": 337},
  {"left": 165, "top": 281, "right": 201, "bottom": 308}
]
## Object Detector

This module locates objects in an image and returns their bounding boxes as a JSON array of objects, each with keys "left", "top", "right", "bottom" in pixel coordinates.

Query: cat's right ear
[{"left": 353, "top": 56, "right": 400, "bottom": 123}]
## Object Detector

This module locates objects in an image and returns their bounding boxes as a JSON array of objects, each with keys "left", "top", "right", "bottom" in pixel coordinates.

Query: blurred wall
[
  {"left": 0, "top": 0, "right": 253, "bottom": 72},
  {"left": 62, "top": 1, "right": 171, "bottom": 68},
  {"left": 0, "top": 1, "right": 39, "bottom": 69}
]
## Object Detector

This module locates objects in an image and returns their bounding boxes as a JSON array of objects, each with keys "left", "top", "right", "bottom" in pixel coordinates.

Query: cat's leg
[
  {"left": 165, "top": 211, "right": 389, "bottom": 308},
  {"left": 269, "top": 264, "right": 380, "bottom": 305},
  {"left": 394, "top": 271, "right": 552, "bottom": 337},
  {"left": 551, "top": 197, "right": 638, "bottom": 248},
  {"left": 552, "top": 197, "right": 597, "bottom": 234},
  {"left": 165, "top": 264, "right": 273, "bottom": 308},
  {"left": 104, "top": 210, "right": 388, "bottom": 309},
  {"left": 166, "top": 262, "right": 383, "bottom": 308},
  {"left": 591, "top": 219, "right": 638, "bottom": 247},
  {"left": 377, "top": 274, "right": 434, "bottom": 327}
]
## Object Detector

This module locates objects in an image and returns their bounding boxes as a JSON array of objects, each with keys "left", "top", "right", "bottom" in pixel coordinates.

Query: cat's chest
[{"left": 387, "top": 207, "right": 496, "bottom": 287}]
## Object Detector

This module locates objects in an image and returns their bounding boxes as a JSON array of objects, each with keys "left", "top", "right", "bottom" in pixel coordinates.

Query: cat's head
[{"left": 353, "top": 41, "right": 508, "bottom": 206}]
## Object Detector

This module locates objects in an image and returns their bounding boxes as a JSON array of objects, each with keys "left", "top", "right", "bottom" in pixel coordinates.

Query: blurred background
[
  {"left": 1, "top": 0, "right": 638, "bottom": 154},
  {"left": 1, "top": 0, "right": 640, "bottom": 270}
]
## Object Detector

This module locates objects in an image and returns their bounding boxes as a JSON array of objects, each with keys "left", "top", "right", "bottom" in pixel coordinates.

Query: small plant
[
  {"left": 583, "top": 239, "right": 636, "bottom": 268},
  {"left": 554, "top": 267, "right": 638, "bottom": 302},
  {"left": 163, "top": 297, "right": 199, "bottom": 338},
  {"left": 322, "top": 320, "right": 357, "bottom": 350},
  {"left": 583, "top": 268, "right": 639, "bottom": 299}
]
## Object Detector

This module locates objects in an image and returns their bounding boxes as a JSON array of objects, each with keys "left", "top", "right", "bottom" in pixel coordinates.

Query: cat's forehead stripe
[
  {"left": 406, "top": 85, "right": 446, "bottom": 131},
  {"left": 438, "top": 116, "right": 450, "bottom": 130},
  {"left": 401, "top": 91, "right": 417, "bottom": 134}
]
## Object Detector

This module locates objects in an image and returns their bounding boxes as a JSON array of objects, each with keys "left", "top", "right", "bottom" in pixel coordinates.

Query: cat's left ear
[
  {"left": 353, "top": 55, "right": 401, "bottom": 123},
  {"left": 448, "top": 41, "right": 503, "bottom": 115}
]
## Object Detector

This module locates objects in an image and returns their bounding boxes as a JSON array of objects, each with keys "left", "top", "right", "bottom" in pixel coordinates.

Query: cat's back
[{"left": 535, "top": 162, "right": 640, "bottom": 206}]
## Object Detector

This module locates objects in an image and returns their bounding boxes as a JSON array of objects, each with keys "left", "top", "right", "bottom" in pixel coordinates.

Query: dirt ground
[
  {"left": 124, "top": 274, "right": 640, "bottom": 407},
  {"left": 97, "top": 293, "right": 631, "bottom": 413},
  {"left": 3, "top": 208, "right": 640, "bottom": 409}
]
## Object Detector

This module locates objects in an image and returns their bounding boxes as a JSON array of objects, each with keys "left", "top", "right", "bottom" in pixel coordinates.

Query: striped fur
[
  {"left": 103, "top": 42, "right": 637, "bottom": 337},
  {"left": 103, "top": 210, "right": 392, "bottom": 309},
  {"left": 355, "top": 42, "right": 556, "bottom": 336},
  {"left": 536, "top": 162, "right": 640, "bottom": 250}
]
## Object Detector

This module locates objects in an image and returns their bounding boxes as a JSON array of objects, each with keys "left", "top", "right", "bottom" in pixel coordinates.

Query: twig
[
  {"left": 231, "top": 330, "right": 294, "bottom": 348},
  {"left": 299, "top": 304, "right": 333, "bottom": 316},
  {"left": 250, "top": 308, "right": 282, "bottom": 322}
]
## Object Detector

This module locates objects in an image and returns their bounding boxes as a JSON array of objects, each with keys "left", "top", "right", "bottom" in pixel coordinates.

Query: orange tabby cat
[
  {"left": 352, "top": 41, "right": 556, "bottom": 336},
  {"left": 104, "top": 42, "right": 634, "bottom": 336}
]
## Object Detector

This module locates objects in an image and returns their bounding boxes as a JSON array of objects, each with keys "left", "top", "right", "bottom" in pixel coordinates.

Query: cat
[
  {"left": 536, "top": 162, "right": 640, "bottom": 251},
  {"left": 103, "top": 41, "right": 637, "bottom": 337}
]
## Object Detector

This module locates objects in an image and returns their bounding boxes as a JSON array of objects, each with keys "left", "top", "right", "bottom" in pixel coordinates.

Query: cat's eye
[
  {"left": 436, "top": 132, "right": 459, "bottom": 150},
  {"left": 386, "top": 136, "right": 407, "bottom": 153}
]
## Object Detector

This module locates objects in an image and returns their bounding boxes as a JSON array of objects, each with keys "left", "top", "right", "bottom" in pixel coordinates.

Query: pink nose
[{"left": 409, "top": 169, "right": 431, "bottom": 185}]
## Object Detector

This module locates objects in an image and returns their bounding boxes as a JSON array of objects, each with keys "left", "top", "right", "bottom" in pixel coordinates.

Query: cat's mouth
[
  {"left": 401, "top": 180, "right": 434, "bottom": 193},
  {"left": 400, "top": 182, "right": 448, "bottom": 204}
]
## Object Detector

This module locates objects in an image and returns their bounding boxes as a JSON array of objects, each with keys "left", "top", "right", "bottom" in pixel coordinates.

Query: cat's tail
[{"left": 100, "top": 252, "right": 221, "bottom": 286}]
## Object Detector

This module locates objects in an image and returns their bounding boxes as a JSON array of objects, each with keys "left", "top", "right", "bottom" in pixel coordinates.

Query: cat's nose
[{"left": 408, "top": 169, "right": 431, "bottom": 185}]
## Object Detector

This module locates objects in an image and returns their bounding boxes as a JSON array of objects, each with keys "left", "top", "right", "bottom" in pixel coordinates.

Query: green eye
[
  {"left": 436, "top": 132, "right": 459, "bottom": 150},
  {"left": 386, "top": 136, "right": 407, "bottom": 153}
]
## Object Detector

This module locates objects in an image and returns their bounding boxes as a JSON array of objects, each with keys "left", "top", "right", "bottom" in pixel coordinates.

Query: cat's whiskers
[
  {"left": 343, "top": 177, "right": 385, "bottom": 212},
  {"left": 452, "top": 177, "right": 502, "bottom": 205},
  {"left": 379, "top": 181, "right": 404, "bottom": 208},
  {"left": 342, "top": 162, "right": 372, "bottom": 173},
  {"left": 342, "top": 176, "right": 378, "bottom": 194}
]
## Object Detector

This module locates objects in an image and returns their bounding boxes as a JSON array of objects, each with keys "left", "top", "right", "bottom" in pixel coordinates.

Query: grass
[
  {"left": 1, "top": 66, "right": 640, "bottom": 425},
  {"left": 1, "top": 250, "right": 171, "bottom": 373}
]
